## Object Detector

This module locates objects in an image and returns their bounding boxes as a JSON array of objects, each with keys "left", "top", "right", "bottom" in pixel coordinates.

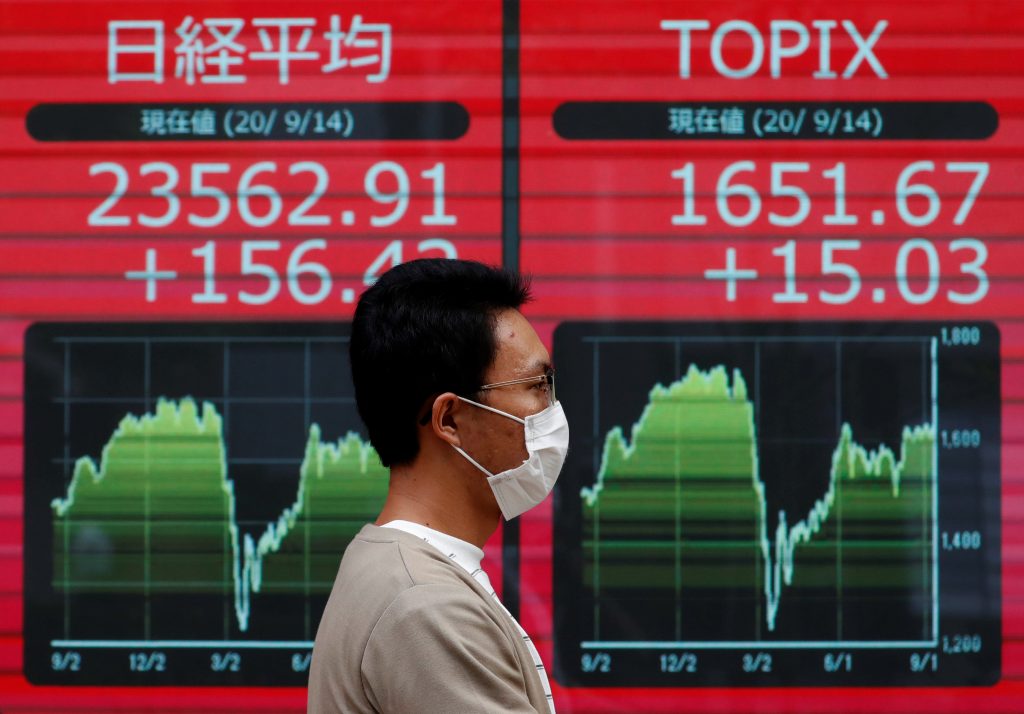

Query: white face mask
[{"left": 451, "top": 397, "right": 570, "bottom": 520}]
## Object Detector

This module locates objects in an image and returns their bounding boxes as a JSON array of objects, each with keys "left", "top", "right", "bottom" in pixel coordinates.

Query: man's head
[{"left": 350, "top": 258, "right": 538, "bottom": 468}]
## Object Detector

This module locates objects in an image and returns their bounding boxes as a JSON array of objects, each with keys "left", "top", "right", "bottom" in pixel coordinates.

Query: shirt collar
[{"left": 379, "top": 519, "right": 484, "bottom": 574}]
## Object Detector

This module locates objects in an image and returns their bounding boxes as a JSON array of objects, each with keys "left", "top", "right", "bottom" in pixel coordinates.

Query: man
[{"left": 308, "top": 259, "right": 566, "bottom": 713}]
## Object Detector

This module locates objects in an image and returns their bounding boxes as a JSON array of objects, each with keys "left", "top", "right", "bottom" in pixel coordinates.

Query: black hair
[{"left": 350, "top": 258, "right": 531, "bottom": 467}]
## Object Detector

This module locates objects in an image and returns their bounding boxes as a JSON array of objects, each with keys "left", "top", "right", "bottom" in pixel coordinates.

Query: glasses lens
[{"left": 477, "top": 370, "right": 556, "bottom": 405}]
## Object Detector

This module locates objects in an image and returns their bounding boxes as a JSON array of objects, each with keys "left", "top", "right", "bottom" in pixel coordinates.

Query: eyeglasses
[
  {"left": 478, "top": 367, "right": 556, "bottom": 406},
  {"left": 417, "top": 368, "right": 557, "bottom": 425}
]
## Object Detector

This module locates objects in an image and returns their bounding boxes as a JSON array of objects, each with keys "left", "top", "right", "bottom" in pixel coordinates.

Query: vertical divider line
[
  {"left": 921, "top": 340, "right": 928, "bottom": 641},
  {"left": 223, "top": 340, "right": 231, "bottom": 639},
  {"left": 836, "top": 340, "right": 843, "bottom": 641},
  {"left": 593, "top": 343, "right": 600, "bottom": 640},
  {"left": 63, "top": 341, "right": 71, "bottom": 640},
  {"left": 753, "top": 340, "right": 761, "bottom": 639},
  {"left": 673, "top": 340, "right": 681, "bottom": 641},
  {"left": 144, "top": 339, "right": 151, "bottom": 640},
  {"left": 502, "top": 0, "right": 521, "bottom": 274},
  {"left": 931, "top": 337, "right": 939, "bottom": 642},
  {"left": 501, "top": 0, "right": 522, "bottom": 620},
  {"left": 304, "top": 340, "right": 312, "bottom": 640}
]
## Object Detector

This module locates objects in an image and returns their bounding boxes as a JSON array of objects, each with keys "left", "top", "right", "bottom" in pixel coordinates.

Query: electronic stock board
[{"left": 1, "top": 1, "right": 1021, "bottom": 712}]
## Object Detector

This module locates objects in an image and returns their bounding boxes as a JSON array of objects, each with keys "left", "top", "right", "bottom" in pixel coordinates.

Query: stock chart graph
[
  {"left": 552, "top": 322, "right": 1000, "bottom": 686},
  {"left": 24, "top": 323, "right": 387, "bottom": 685}
]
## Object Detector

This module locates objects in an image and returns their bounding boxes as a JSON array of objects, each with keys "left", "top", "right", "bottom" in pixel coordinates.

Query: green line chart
[
  {"left": 580, "top": 365, "right": 935, "bottom": 639},
  {"left": 51, "top": 397, "right": 386, "bottom": 633},
  {"left": 24, "top": 322, "right": 389, "bottom": 685},
  {"left": 551, "top": 322, "right": 1000, "bottom": 687}
]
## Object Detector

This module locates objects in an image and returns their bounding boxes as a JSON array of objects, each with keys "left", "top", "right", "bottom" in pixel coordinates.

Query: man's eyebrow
[{"left": 524, "top": 359, "right": 552, "bottom": 375}]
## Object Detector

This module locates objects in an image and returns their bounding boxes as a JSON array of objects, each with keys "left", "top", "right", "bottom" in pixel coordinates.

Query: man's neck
[{"left": 374, "top": 463, "right": 500, "bottom": 549}]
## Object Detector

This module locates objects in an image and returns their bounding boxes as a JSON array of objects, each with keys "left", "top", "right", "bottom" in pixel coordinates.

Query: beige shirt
[
  {"left": 308, "top": 523, "right": 550, "bottom": 713},
  {"left": 379, "top": 520, "right": 554, "bottom": 712}
]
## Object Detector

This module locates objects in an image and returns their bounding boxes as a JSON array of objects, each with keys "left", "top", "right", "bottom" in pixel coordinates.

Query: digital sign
[
  {"left": 552, "top": 321, "right": 999, "bottom": 687},
  {"left": 1, "top": 1, "right": 1021, "bottom": 712}
]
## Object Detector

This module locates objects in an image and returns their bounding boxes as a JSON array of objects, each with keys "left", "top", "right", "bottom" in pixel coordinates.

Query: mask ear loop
[
  {"left": 450, "top": 396, "right": 528, "bottom": 477},
  {"left": 451, "top": 444, "right": 496, "bottom": 477},
  {"left": 457, "top": 395, "right": 526, "bottom": 424}
]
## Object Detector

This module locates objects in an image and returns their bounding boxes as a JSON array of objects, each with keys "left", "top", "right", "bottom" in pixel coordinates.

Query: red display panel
[
  {"left": 518, "top": 1, "right": 1021, "bottom": 711},
  {"left": 0, "top": 0, "right": 504, "bottom": 710},
  {"left": 1, "top": 0, "right": 1022, "bottom": 712}
]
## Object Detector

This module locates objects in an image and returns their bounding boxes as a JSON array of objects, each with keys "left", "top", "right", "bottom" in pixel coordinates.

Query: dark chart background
[
  {"left": 552, "top": 321, "right": 1000, "bottom": 686},
  {"left": 23, "top": 323, "right": 372, "bottom": 685}
]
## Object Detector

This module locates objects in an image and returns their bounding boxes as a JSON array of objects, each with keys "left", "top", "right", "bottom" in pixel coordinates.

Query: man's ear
[{"left": 428, "top": 392, "right": 463, "bottom": 447}]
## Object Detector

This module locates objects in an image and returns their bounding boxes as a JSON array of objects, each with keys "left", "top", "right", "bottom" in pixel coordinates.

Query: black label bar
[
  {"left": 27, "top": 102, "right": 470, "bottom": 142},
  {"left": 553, "top": 102, "right": 997, "bottom": 141}
]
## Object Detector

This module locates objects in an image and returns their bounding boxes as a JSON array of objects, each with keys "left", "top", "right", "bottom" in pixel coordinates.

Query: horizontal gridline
[
  {"left": 0, "top": 190, "right": 951, "bottom": 201},
  {"left": 581, "top": 640, "right": 939, "bottom": 650},
  {"left": 53, "top": 336, "right": 349, "bottom": 344},
  {"left": 53, "top": 581, "right": 340, "bottom": 587},
  {"left": 515, "top": 235, "right": 1024, "bottom": 243},
  {"left": 581, "top": 335, "right": 936, "bottom": 343},
  {"left": 49, "top": 519, "right": 372, "bottom": 527},
  {"left": 8, "top": 272, "right": 1024, "bottom": 281},
  {"left": 51, "top": 639, "right": 314, "bottom": 649},
  {"left": 1, "top": 189, "right": 1023, "bottom": 199},
  {"left": 51, "top": 517, "right": 371, "bottom": 525},
  {"left": 583, "top": 540, "right": 933, "bottom": 549},
  {"left": 51, "top": 397, "right": 355, "bottom": 404},
  {"left": 50, "top": 457, "right": 349, "bottom": 465}
]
